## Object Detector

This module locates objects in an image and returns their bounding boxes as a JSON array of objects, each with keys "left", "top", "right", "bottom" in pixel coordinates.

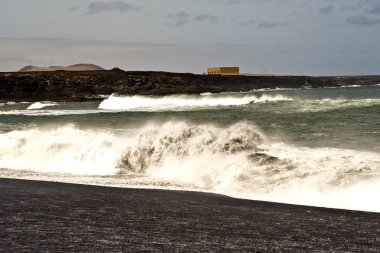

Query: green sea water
[
  {"left": 0, "top": 85, "right": 379, "bottom": 211},
  {"left": 1, "top": 85, "right": 379, "bottom": 151}
]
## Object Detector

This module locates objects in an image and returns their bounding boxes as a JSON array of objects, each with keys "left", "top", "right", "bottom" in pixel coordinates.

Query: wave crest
[
  {"left": 27, "top": 102, "right": 57, "bottom": 110},
  {"left": 98, "top": 94, "right": 292, "bottom": 111},
  {"left": 0, "top": 122, "right": 379, "bottom": 212},
  {"left": 117, "top": 122, "right": 263, "bottom": 173}
]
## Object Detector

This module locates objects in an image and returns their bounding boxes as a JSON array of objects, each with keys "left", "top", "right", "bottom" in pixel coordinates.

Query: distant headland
[
  {"left": 18, "top": 64, "right": 104, "bottom": 72},
  {"left": 1, "top": 66, "right": 380, "bottom": 102}
]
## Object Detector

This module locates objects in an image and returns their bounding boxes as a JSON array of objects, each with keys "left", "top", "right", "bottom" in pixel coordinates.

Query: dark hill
[
  {"left": 1, "top": 69, "right": 380, "bottom": 102},
  {"left": 18, "top": 63, "right": 104, "bottom": 72}
]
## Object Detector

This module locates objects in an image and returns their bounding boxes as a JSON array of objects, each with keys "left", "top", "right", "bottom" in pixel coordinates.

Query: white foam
[
  {"left": 0, "top": 109, "right": 110, "bottom": 116},
  {"left": 27, "top": 102, "right": 57, "bottom": 110},
  {"left": 298, "top": 98, "right": 380, "bottom": 112},
  {"left": 0, "top": 101, "right": 25, "bottom": 107},
  {"left": 200, "top": 92, "right": 213, "bottom": 96},
  {"left": 98, "top": 94, "right": 292, "bottom": 111},
  {"left": 252, "top": 87, "right": 300, "bottom": 92},
  {"left": 0, "top": 122, "right": 379, "bottom": 212},
  {"left": 0, "top": 124, "right": 124, "bottom": 175}
]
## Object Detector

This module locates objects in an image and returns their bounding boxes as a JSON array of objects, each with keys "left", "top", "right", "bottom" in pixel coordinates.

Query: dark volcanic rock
[
  {"left": 0, "top": 178, "right": 379, "bottom": 252},
  {"left": 1, "top": 70, "right": 380, "bottom": 102}
]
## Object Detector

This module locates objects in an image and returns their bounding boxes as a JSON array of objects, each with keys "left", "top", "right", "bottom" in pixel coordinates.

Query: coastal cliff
[{"left": 1, "top": 69, "right": 380, "bottom": 102}]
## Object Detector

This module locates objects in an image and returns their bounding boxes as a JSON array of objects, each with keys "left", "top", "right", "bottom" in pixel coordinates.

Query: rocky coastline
[{"left": 1, "top": 69, "right": 380, "bottom": 102}]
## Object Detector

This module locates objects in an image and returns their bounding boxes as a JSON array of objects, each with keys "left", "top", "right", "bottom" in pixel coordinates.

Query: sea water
[{"left": 0, "top": 85, "right": 379, "bottom": 212}]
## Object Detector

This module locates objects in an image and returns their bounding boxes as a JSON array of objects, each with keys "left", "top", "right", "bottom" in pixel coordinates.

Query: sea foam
[
  {"left": 27, "top": 102, "right": 57, "bottom": 110},
  {"left": 98, "top": 94, "right": 292, "bottom": 111},
  {"left": 0, "top": 122, "right": 379, "bottom": 212}
]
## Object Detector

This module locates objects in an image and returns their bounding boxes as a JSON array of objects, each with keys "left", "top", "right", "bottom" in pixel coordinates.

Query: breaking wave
[
  {"left": 297, "top": 98, "right": 380, "bottom": 112},
  {"left": 0, "top": 102, "right": 24, "bottom": 107},
  {"left": 27, "top": 102, "right": 57, "bottom": 110},
  {"left": 98, "top": 94, "right": 292, "bottom": 111},
  {"left": 0, "top": 122, "right": 379, "bottom": 212},
  {"left": 2, "top": 94, "right": 378, "bottom": 116},
  {"left": 0, "top": 109, "right": 107, "bottom": 116}
]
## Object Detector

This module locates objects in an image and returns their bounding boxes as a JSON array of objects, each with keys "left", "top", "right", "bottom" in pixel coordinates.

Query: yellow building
[{"left": 207, "top": 67, "right": 239, "bottom": 76}]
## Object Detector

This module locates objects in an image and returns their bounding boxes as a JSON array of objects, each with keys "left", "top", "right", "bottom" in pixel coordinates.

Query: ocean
[{"left": 0, "top": 85, "right": 379, "bottom": 212}]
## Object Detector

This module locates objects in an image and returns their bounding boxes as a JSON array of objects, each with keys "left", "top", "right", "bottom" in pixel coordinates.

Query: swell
[
  {"left": 27, "top": 102, "right": 58, "bottom": 110},
  {"left": 98, "top": 93, "right": 292, "bottom": 110},
  {"left": 296, "top": 98, "right": 380, "bottom": 112},
  {"left": 0, "top": 122, "right": 379, "bottom": 212},
  {"left": 0, "top": 95, "right": 379, "bottom": 115}
]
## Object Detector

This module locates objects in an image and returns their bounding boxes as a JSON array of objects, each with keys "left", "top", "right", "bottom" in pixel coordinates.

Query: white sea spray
[
  {"left": 0, "top": 122, "right": 379, "bottom": 212},
  {"left": 27, "top": 102, "right": 58, "bottom": 110},
  {"left": 98, "top": 93, "right": 292, "bottom": 111}
]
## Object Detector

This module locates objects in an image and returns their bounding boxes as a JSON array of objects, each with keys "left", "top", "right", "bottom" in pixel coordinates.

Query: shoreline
[
  {"left": 1, "top": 177, "right": 379, "bottom": 251},
  {"left": 1, "top": 69, "right": 380, "bottom": 102},
  {"left": 0, "top": 171, "right": 378, "bottom": 214}
]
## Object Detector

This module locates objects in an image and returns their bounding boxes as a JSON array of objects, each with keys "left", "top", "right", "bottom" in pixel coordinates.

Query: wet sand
[{"left": 0, "top": 178, "right": 379, "bottom": 252}]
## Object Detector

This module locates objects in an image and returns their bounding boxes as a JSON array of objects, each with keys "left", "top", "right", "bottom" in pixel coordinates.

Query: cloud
[
  {"left": 240, "top": 19, "right": 256, "bottom": 26},
  {"left": 210, "top": 0, "right": 242, "bottom": 5},
  {"left": 319, "top": 6, "right": 334, "bottom": 15},
  {"left": 87, "top": 1, "right": 141, "bottom": 15},
  {"left": 230, "top": 17, "right": 256, "bottom": 26},
  {"left": 341, "top": 5, "right": 357, "bottom": 11},
  {"left": 257, "top": 22, "right": 285, "bottom": 29},
  {"left": 195, "top": 14, "right": 218, "bottom": 24},
  {"left": 367, "top": 2, "right": 380, "bottom": 15},
  {"left": 167, "top": 11, "right": 191, "bottom": 26},
  {"left": 210, "top": 0, "right": 259, "bottom": 5},
  {"left": 226, "top": 0, "right": 242, "bottom": 4},
  {"left": 69, "top": 6, "right": 80, "bottom": 11},
  {"left": 346, "top": 16, "right": 380, "bottom": 26}
]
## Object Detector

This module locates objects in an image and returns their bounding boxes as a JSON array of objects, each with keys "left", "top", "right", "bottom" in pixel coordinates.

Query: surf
[
  {"left": 0, "top": 122, "right": 379, "bottom": 212},
  {"left": 98, "top": 93, "right": 292, "bottom": 111},
  {"left": 27, "top": 102, "right": 58, "bottom": 110}
]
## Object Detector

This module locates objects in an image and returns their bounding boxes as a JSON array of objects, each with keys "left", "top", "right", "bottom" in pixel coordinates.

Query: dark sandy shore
[{"left": 0, "top": 178, "right": 379, "bottom": 252}]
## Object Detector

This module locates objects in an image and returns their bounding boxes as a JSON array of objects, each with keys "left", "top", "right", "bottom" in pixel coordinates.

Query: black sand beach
[{"left": 0, "top": 178, "right": 379, "bottom": 252}]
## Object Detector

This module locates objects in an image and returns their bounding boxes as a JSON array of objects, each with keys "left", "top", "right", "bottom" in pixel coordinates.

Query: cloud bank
[{"left": 87, "top": 1, "right": 141, "bottom": 15}]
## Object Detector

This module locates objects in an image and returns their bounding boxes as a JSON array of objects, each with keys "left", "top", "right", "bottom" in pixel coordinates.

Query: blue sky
[{"left": 1, "top": 0, "right": 380, "bottom": 75}]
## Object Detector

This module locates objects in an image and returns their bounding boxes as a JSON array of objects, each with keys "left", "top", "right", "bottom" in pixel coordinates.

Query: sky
[{"left": 0, "top": 0, "right": 380, "bottom": 75}]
